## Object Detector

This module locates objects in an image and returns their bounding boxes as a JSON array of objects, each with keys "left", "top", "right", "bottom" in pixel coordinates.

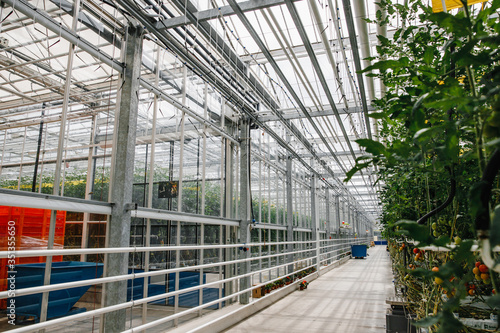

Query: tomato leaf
[{"left": 356, "top": 139, "right": 387, "bottom": 156}]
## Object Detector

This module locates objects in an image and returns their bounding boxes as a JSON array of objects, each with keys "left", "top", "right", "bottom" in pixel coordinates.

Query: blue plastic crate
[
  {"left": 351, "top": 245, "right": 367, "bottom": 258},
  {"left": 8, "top": 261, "right": 103, "bottom": 320}
]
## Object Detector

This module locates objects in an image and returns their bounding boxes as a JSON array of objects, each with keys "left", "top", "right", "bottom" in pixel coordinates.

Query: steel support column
[
  {"left": 102, "top": 23, "right": 143, "bottom": 333},
  {"left": 335, "top": 195, "right": 340, "bottom": 235},
  {"left": 286, "top": 147, "right": 294, "bottom": 274},
  {"left": 310, "top": 173, "right": 319, "bottom": 271},
  {"left": 325, "top": 188, "right": 331, "bottom": 238},
  {"left": 238, "top": 119, "right": 251, "bottom": 304}
]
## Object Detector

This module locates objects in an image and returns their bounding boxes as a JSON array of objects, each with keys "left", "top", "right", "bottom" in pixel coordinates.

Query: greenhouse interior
[{"left": 0, "top": 0, "right": 499, "bottom": 332}]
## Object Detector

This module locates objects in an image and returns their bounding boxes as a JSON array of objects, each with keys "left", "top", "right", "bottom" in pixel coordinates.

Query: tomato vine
[{"left": 347, "top": 0, "right": 500, "bottom": 331}]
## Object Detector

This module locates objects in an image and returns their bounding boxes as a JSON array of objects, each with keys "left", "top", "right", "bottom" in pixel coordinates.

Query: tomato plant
[{"left": 347, "top": 0, "right": 500, "bottom": 331}]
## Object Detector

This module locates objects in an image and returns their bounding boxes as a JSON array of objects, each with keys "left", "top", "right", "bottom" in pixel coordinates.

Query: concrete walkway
[{"left": 224, "top": 245, "right": 394, "bottom": 333}]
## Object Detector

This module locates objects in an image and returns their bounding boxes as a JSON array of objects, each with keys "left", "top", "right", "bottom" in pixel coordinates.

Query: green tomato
[
  {"left": 454, "top": 236, "right": 462, "bottom": 245},
  {"left": 433, "top": 231, "right": 439, "bottom": 237},
  {"left": 432, "top": 223, "right": 437, "bottom": 230}
]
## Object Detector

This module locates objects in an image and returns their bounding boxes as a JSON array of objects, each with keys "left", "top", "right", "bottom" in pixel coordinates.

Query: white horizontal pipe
[
  {"left": 134, "top": 207, "right": 240, "bottom": 226},
  {"left": 252, "top": 223, "right": 287, "bottom": 230},
  {"left": 0, "top": 191, "right": 112, "bottom": 215},
  {"left": 294, "top": 227, "right": 313, "bottom": 233},
  {"left": 6, "top": 245, "right": 326, "bottom": 333},
  {"left": 0, "top": 243, "right": 322, "bottom": 299},
  {"left": 7, "top": 237, "right": 366, "bottom": 332},
  {"left": 7, "top": 300, "right": 132, "bottom": 333},
  {"left": 0, "top": 239, "right": 321, "bottom": 258},
  {"left": 124, "top": 262, "right": 321, "bottom": 332}
]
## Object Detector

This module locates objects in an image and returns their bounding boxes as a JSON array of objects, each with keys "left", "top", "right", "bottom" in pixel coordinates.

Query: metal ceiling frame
[
  {"left": 0, "top": 0, "right": 382, "bottom": 218},
  {"left": 227, "top": 0, "right": 348, "bottom": 174}
]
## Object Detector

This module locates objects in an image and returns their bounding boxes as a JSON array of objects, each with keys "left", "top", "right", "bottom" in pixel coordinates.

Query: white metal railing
[{"left": 3, "top": 236, "right": 371, "bottom": 333}]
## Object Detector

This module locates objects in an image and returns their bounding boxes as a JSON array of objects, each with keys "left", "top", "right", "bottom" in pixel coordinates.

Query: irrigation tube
[{"left": 0, "top": 243, "right": 321, "bottom": 299}]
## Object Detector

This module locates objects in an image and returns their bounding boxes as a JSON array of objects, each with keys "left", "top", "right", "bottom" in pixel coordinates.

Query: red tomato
[{"left": 479, "top": 264, "right": 489, "bottom": 273}]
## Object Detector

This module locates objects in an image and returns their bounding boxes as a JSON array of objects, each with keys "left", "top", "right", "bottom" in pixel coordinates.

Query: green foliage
[{"left": 351, "top": 0, "right": 500, "bottom": 330}]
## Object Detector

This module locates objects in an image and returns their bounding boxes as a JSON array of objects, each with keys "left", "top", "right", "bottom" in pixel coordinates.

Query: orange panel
[{"left": 0, "top": 206, "right": 66, "bottom": 308}]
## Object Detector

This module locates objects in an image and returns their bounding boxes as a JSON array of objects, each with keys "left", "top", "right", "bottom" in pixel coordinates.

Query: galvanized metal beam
[
  {"left": 239, "top": 119, "right": 251, "bottom": 304},
  {"left": 285, "top": 0, "right": 357, "bottom": 161},
  {"left": 286, "top": 145, "right": 295, "bottom": 273},
  {"left": 258, "top": 105, "right": 374, "bottom": 122},
  {"left": 102, "top": 23, "right": 143, "bottom": 333},
  {"left": 2, "top": 0, "right": 123, "bottom": 72},
  {"left": 157, "top": 0, "right": 298, "bottom": 30},
  {"left": 227, "top": 0, "right": 347, "bottom": 175},
  {"left": 167, "top": 0, "right": 280, "bottom": 113}
]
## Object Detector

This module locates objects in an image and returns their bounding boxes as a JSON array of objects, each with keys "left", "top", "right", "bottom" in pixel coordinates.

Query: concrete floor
[{"left": 224, "top": 245, "right": 394, "bottom": 333}]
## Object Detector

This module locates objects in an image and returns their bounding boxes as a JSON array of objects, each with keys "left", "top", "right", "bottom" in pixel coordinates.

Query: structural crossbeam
[{"left": 157, "top": 0, "right": 297, "bottom": 30}]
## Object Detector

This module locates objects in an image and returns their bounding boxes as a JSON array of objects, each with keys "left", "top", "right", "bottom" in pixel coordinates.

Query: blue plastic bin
[
  {"left": 8, "top": 261, "right": 103, "bottom": 320},
  {"left": 126, "top": 270, "right": 224, "bottom": 309},
  {"left": 166, "top": 271, "right": 224, "bottom": 309},
  {"left": 127, "top": 269, "right": 167, "bottom": 304},
  {"left": 351, "top": 245, "right": 367, "bottom": 258}
]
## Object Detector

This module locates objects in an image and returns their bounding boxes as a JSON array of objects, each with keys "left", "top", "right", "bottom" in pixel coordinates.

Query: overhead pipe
[
  {"left": 339, "top": 0, "right": 372, "bottom": 140},
  {"left": 351, "top": 1, "right": 376, "bottom": 103},
  {"left": 375, "top": 1, "right": 387, "bottom": 97}
]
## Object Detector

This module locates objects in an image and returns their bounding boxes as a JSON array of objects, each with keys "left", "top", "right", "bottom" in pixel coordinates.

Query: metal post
[
  {"left": 310, "top": 172, "right": 319, "bottom": 271},
  {"left": 199, "top": 82, "right": 208, "bottom": 315},
  {"left": 201, "top": 83, "right": 207, "bottom": 215},
  {"left": 81, "top": 114, "right": 97, "bottom": 262},
  {"left": 32, "top": 106, "right": 45, "bottom": 192},
  {"left": 141, "top": 45, "right": 161, "bottom": 327},
  {"left": 239, "top": 118, "right": 251, "bottom": 304},
  {"left": 174, "top": 65, "right": 187, "bottom": 326},
  {"left": 39, "top": 0, "right": 81, "bottom": 326},
  {"left": 0, "top": 129, "right": 6, "bottom": 177},
  {"left": 102, "top": 22, "right": 143, "bottom": 333},
  {"left": 17, "top": 127, "right": 27, "bottom": 191},
  {"left": 38, "top": 123, "right": 48, "bottom": 193},
  {"left": 286, "top": 142, "right": 294, "bottom": 274},
  {"left": 325, "top": 188, "right": 330, "bottom": 262},
  {"left": 334, "top": 195, "right": 340, "bottom": 256},
  {"left": 220, "top": 100, "right": 226, "bottom": 217}
]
